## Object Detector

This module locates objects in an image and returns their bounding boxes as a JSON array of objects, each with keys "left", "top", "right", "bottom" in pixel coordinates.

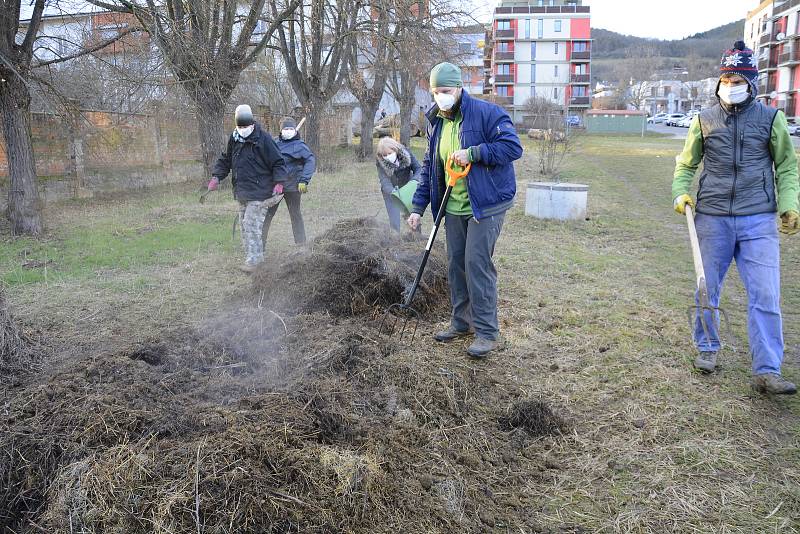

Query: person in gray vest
[{"left": 672, "top": 41, "right": 799, "bottom": 394}]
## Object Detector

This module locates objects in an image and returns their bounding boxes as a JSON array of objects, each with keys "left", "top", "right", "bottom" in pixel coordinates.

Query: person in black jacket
[
  {"left": 207, "top": 105, "right": 287, "bottom": 273},
  {"left": 262, "top": 117, "right": 316, "bottom": 248},
  {"left": 375, "top": 136, "right": 421, "bottom": 231}
]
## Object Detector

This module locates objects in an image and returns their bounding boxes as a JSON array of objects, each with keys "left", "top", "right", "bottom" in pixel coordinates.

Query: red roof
[{"left": 586, "top": 110, "right": 647, "bottom": 116}]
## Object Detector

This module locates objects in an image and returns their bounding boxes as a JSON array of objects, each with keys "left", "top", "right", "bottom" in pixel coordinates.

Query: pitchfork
[
  {"left": 685, "top": 204, "right": 733, "bottom": 350},
  {"left": 379, "top": 155, "right": 471, "bottom": 342}
]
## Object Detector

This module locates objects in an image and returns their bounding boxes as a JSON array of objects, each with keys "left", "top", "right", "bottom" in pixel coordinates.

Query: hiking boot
[
  {"left": 238, "top": 263, "right": 257, "bottom": 274},
  {"left": 694, "top": 351, "right": 718, "bottom": 374},
  {"left": 467, "top": 337, "right": 499, "bottom": 359},
  {"left": 752, "top": 373, "right": 797, "bottom": 395},
  {"left": 433, "top": 327, "right": 472, "bottom": 343}
]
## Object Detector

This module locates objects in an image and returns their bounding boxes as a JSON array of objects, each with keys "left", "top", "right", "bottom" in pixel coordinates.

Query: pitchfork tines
[{"left": 379, "top": 303, "right": 420, "bottom": 342}]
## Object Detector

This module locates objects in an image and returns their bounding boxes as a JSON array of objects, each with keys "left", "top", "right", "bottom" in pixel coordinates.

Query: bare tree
[
  {"left": 88, "top": 0, "right": 301, "bottom": 176},
  {"left": 270, "top": 0, "right": 361, "bottom": 156},
  {"left": 346, "top": 0, "right": 399, "bottom": 159},
  {"left": 524, "top": 96, "right": 577, "bottom": 180},
  {"left": 0, "top": 0, "right": 135, "bottom": 235},
  {"left": 618, "top": 45, "right": 658, "bottom": 110}
]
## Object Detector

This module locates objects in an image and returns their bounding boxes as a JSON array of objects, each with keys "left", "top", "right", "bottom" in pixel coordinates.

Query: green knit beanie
[{"left": 429, "top": 62, "right": 463, "bottom": 88}]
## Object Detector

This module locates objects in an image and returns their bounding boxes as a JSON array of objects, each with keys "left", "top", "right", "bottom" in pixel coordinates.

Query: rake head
[
  {"left": 687, "top": 303, "right": 734, "bottom": 350},
  {"left": 379, "top": 303, "right": 420, "bottom": 343}
]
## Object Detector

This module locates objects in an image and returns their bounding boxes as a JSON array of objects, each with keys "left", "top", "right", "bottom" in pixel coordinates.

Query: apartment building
[
  {"left": 484, "top": 0, "right": 591, "bottom": 122},
  {"left": 746, "top": 0, "right": 774, "bottom": 51},
  {"left": 751, "top": 0, "right": 800, "bottom": 120}
]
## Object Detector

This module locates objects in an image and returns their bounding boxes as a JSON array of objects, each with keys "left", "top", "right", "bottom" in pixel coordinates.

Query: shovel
[
  {"left": 685, "top": 204, "right": 732, "bottom": 350},
  {"left": 379, "top": 156, "right": 470, "bottom": 342}
]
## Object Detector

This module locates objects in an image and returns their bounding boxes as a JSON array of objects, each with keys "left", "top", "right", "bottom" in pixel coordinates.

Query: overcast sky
[{"left": 475, "top": 0, "right": 757, "bottom": 41}]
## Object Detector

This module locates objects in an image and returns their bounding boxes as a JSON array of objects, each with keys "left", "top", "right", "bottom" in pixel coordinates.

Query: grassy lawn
[{"left": 2, "top": 133, "right": 799, "bottom": 531}]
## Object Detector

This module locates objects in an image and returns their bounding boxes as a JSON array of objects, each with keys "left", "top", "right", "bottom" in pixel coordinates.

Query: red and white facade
[
  {"left": 753, "top": 0, "right": 800, "bottom": 120},
  {"left": 484, "top": 0, "right": 591, "bottom": 121}
]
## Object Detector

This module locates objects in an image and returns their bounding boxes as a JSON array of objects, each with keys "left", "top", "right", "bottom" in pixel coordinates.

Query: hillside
[{"left": 591, "top": 19, "right": 745, "bottom": 82}]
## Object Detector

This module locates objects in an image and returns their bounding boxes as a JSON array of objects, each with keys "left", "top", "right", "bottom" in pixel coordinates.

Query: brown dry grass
[{"left": 0, "top": 135, "right": 798, "bottom": 532}]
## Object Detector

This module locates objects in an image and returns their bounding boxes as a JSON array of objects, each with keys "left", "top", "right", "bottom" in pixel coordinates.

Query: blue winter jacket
[
  {"left": 276, "top": 135, "right": 316, "bottom": 192},
  {"left": 411, "top": 91, "right": 523, "bottom": 221}
]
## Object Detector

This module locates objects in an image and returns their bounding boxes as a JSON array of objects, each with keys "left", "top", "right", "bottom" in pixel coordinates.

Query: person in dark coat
[
  {"left": 376, "top": 136, "right": 421, "bottom": 231},
  {"left": 208, "top": 104, "right": 287, "bottom": 272},
  {"left": 262, "top": 117, "right": 316, "bottom": 247}
]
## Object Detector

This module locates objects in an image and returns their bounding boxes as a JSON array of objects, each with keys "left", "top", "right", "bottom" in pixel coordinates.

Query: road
[{"left": 648, "top": 122, "right": 800, "bottom": 147}]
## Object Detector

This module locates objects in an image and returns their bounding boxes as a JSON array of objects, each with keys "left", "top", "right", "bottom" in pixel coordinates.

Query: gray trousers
[
  {"left": 263, "top": 191, "right": 306, "bottom": 246},
  {"left": 238, "top": 200, "right": 269, "bottom": 265},
  {"left": 444, "top": 212, "right": 506, "bottom": 340}
]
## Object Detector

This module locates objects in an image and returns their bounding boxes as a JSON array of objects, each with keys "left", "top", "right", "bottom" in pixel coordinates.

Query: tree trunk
[
  {"left": 358, "top": 102, "right": 378, "bottom": 160},
  {"left": 302, "top": 98, "right": 324, "bottom": 160},
  {"left": 195, "top": 95, "right": 227, "bottom": 179},
  {"left": 0, "top": 77, "right": 43, "bottom": 236},
  {"left": 399, "top": 96, "right": 416, "bottom": 148}
]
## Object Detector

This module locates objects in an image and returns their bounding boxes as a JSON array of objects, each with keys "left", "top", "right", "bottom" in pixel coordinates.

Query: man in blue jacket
[
  {"left": 263, "top": 117, "right": 316, "bottom": 248},
  {"left": 408, "top": 62, "right": 522, "bottom": 358},
  {"left": 208, "top": 105, "right": 287, "bottom": 273}
]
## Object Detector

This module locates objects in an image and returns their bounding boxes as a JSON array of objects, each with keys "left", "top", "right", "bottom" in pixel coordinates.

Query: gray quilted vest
[{"left": 697, "top": 100, "right": 778, "bottom": 216}]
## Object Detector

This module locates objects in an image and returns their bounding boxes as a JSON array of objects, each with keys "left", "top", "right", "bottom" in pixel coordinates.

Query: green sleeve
[
  {"left": 672, "top": 116, "right": 704, "bottom": 200},
  {"left": 769, "top": 110, "right": 800, "bottom": 215}
]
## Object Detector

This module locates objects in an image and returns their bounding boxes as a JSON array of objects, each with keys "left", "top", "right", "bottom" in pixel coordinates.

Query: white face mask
[
  {"left": 281, "top": 128, "right": 296, "bottom": 139},
  {"left": 718, "top": 83, "right": 749, "bottom": 105},
  {"left": 434, "top": 92, "right": 457, "bottom": 111},
  {"left": 236, "top": 125, "right": 254, "bottom": 138},
  {"left": 383, "top": 152, "right": 398, "bottom": 164}
]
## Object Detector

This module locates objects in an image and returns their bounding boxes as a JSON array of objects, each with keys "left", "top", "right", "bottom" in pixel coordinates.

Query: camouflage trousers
[{"left": 238, "top": 200, "right": 269, "bottom": 265}]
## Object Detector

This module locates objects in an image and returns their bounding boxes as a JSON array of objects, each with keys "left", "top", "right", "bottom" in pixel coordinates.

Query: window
[
  {"left": 459, "top": 42, "right": 472, "bottom": 54},
  {"left": 555, "top": 20, "right": 562, "bottom": 32},
  {"left": 525, "top": 18, "right": 530, "bottom": 39},
  {"left": 497, "top": 86, "right": 509, "bottom": 96},
  {"left": 573, "top": 86, "right": 586, "bottom": 97},
  {"left": 497, "top": 20, "right": 511, "bottom": 31},
  {"left": 531, "top": 42, "right": 536, "bottom": 59},
  {"left": 531, "top": 66, "right": 536, "bottom": 83},
  {"left": 537, "top": 19, "right": 543, "bottom": 39},
  {"left": 554, "top": 65, "right": 559, "bottom": 76},
  {"left": 575, "top": 63, "right": 587, "bottom": 74},
  {"left": 537, "top": 0, "right": 543, "bottom": 5},
  {"left": 553, "top": 87, "right": 559, "bottom": 99},
  {"left": 573, "top": 41, "right": 588, "bottom": 52},
  {"left": 497, "top": 64, "right": 510, "bottom": 75},
  {"left": 554, "top": 42, "right": 559, "bottom": 54},
  {"left": 497, "top": 42, "right": 509, "bottom": 52}
]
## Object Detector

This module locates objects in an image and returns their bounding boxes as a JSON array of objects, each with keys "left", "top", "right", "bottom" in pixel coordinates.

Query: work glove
[
  {"left": 207, "top": 177, "right": 219, "bottom": 191},
  {"left": 673, "top": 194, "right": 694, "bottom": 215},
  {"left": 407, "top": 213, "right": 421, "bottom": 231},
  {"left": 273, "top": 183, "right": 284, "bottom": 196},
  {"left": 780, "top": 210, "right": 800, "bottom": 235},
  {"left": 298, "top": 183, "right": 308, "bottom": 194}
]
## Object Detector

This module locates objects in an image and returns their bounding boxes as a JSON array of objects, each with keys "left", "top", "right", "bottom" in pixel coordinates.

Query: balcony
[
  {"left": 570, "top": 74, "right": 590, "bottom": 84},
  {"left": 571, "top": 51, "right": 590, "bottom": 61},
  {"left": 495, "top": 51, "right": 514, "bottom": 62},
  {"left": 758, "top": 81, "right": 772, "bottom": 96},
  {"left": 779, "top": 48, "right": 800, "bottom": 65},
  {"left": 775, "top": 0, "right": 800, "bottom": 16},
  {"left": 569, "top": 96, "right": 591, "bottom": 107},
  {"left": 787, "top": 96, "right": 797, "bottom": 116},
  {"left": 494, "top": 74, "right": 514, "bottom": 84},
  {"left": 494, "top": 95, "right": 513, "bottom": 106},
  {"left": 759, "top": 56, "right": 778, "bottom": 71},
  {"left": 494, "top": 29, "right": 515, "bottom": 39}
]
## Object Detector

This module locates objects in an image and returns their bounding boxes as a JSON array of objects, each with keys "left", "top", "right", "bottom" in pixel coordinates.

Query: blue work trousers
[{"left": 694, "top": 212, "right": 784, "bottom": 375}]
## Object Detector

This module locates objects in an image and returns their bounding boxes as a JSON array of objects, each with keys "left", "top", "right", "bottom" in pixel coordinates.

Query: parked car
[
  {"left": 788, "top": 123, "right": 800, "bottom": 136},
  {"left": 677, "top": 115, "right": 694, "bottom": 128},
  {"left": 565, "top": 115, "right": 581, "bottom": 127},
  {"left": 647, "top": 113, "right": 668, "bottom": 124},
  {"left": 665, "top": 113, "right": 686, "bottom": 126}
]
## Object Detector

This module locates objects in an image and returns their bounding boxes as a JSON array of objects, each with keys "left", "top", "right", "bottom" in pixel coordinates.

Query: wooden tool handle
[
  {"left": 296, "top": 117, "right": 307, "bottom": 131},
  {"left": 685, "top": 205, "right": 706, "bottom": 289}
]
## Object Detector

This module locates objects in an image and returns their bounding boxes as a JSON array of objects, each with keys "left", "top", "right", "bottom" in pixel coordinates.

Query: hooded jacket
[
  {"left": 411, "top": 90, "right": 522, "bottom": 221},
  {"left": 212, "top": 122, "right": 288, "bottom": 202},
  {"left": 276, "top": 134, "right": 316, "bottom": 192},
  {"left": 376, "top": 146, "right": 422, "bottom": 195},
  {"left": 673, "top": 93, "right": 799, "bottom": 216}
]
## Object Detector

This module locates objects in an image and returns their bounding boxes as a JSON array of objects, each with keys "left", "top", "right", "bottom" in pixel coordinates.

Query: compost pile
[
  {"left": 252, "top": 217, "right": 449, "bottom": 316},
  {"left": 0, "top": 219, "right": 568, "bottom": 533}
]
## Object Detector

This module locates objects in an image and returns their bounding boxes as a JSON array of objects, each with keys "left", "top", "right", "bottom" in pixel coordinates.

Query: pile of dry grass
[
  {"left": 252, "top": 218, "right": 449, "bottom": 317},
  {"left": 0, "top": 288, "right": 38, "bottom": 375}
]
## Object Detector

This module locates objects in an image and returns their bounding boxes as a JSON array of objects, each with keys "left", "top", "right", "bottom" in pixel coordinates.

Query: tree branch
[{"left": 33, "top": 27, "right": 139, "bottom": 68}]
